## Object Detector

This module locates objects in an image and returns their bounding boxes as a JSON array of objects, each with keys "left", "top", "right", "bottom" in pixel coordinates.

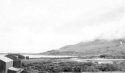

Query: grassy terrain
[
  {"left": 22, "top": 58, "right": 125, "bottom": 73},
  {"left": 41, "top": 39, "right": 125, "bottom": 57}
]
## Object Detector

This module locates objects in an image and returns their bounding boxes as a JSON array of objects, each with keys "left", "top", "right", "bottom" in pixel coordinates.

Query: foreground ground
[{"left": 21, "top": 58, "right": 125, "bottom": 73}]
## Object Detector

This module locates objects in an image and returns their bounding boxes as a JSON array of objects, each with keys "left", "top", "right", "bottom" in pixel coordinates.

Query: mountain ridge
[{"left": 41, "top": 39, "right": 125, "bottom": 57}]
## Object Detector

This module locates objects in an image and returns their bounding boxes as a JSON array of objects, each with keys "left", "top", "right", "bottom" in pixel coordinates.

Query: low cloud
[{"left": 81, "top": 16, "right": 125, "bottom": 42}]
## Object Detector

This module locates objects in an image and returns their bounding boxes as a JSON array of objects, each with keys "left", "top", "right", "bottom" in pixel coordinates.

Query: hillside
[{"left": 41, "top": 39, "right": 125, "bottom": 57}]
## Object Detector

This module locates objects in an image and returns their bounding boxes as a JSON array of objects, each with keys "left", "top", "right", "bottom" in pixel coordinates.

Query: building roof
[
  {"left": 8, "top": 67, "right": 23, "bottom": 71},
  {"left": 0, "top": 56, "right": 13, "bottom": 62},
  {"left": 6, "top": 54, "right": 25, "bottom": 60}
]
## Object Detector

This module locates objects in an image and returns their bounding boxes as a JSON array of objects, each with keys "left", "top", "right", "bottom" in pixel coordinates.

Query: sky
[{"left": 0, "top": 0, "right": 125, "bottom": 53}]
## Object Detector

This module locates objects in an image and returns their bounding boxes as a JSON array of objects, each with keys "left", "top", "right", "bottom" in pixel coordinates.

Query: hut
[
  {"left": 8, "top": 67, "right": 23, "bottom": 73},
  {"left": 5, "top": 54, "right": 24, "bottom": 68},
  {"left": 0, "top": 56, "right": 13, "bottom": 73}
]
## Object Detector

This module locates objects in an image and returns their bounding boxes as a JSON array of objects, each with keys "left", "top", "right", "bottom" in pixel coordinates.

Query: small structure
[
  {"left": 0, "top": 54, "right": 24, "bottom": 73},
  {"left": 6, "top": 54, "right": 25, "bottom": 68},
  {"left": 97, "top": 61, "right": 113, "bottom": 64},
  {"left": 0, "top": 56, "right": 13, "bottom": 73},
  {"left": 92, "top": 58, "right": 113, "bottom": 64},
  {"left": 8, "top": 67, "right": 23, "bottom": 73}
]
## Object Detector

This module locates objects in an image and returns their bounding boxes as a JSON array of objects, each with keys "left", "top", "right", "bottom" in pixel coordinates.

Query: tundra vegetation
[{"left": 21, "top": 59, "right": 125, "bottom": 73}]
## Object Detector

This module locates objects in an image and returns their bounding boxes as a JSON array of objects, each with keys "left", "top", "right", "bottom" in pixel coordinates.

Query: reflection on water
[
  {"left": 23, "top": 55, "right": 75, "bottom": 58},
  {"left": 0, "top": 54, "right": 75, "bottom": 58}
]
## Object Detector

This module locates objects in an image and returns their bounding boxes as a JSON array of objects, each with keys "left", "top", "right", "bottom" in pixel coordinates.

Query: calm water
[
  {"left": 23, "top": 55, "right": 76, "bottom": 58},
  {"left": 0, "top": 54, "right": 75, "bottom": 58}
]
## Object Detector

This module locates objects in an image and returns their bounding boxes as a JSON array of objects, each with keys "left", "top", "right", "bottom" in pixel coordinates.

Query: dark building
[
  {"left": 0, "top": 55, "right": 24, "bottom": 73},
  {"left": 5, "top": 54, "right": 25, "bottom": 68},
  {"left": 0, "top": 56, "right": 13, "bottom": 73},
  {"left": 8, "top": 67, "right": 23, "bottom": 73}
]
